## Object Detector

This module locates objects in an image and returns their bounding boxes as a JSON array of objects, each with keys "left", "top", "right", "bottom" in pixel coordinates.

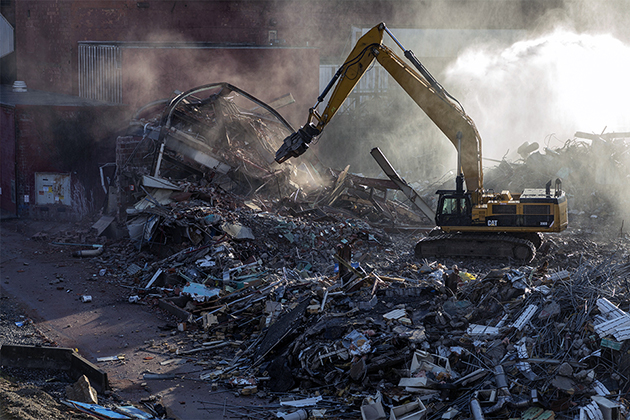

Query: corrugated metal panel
[
  {"left": 78, "top": 44, "right": 122, "bottom": 104},
  {"left": 0, "top": 14, "right": 14, "bottom": 58}
]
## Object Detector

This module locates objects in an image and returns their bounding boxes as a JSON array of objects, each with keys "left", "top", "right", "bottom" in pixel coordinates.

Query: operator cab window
[
  {"left": 438, "top": 196, "right": 472, "bottom": 226},
  {"left": 442, "top": 197, "right": 469, "bottom": 215}
]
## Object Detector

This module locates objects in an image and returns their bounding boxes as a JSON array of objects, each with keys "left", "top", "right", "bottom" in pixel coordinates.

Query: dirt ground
[{"left": 0, "top": 219, "right": 269, "bottom": 420}]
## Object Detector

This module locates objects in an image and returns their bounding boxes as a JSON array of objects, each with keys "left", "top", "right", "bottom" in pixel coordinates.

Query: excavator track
[{"left": 415, "top": 232, "right": 536, "bottom": 263}]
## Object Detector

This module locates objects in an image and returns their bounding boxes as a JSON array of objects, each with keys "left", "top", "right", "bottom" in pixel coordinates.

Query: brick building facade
[
  {"left": 1, "top": 0, "right": 567, "bottom": 218},
  {"left": 0, "top": 85, "right": 126, "bottom": 219},
  {"left": 4, "top": 1, "right": 561, "bottom": 112}
]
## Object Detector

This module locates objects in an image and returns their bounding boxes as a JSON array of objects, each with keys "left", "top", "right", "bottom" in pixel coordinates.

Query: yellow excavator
[{"left": 275, "top": 22, "right": 568, "bottom": 262}]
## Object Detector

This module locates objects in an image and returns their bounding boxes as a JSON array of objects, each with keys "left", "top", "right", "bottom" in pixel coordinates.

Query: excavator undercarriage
[{"left": 415, "top": 231, "right": 539, "bottom": 263}]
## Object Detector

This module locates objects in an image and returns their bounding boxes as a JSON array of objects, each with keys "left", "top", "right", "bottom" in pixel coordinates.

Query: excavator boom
[
  {"left": 275, "top": 22, "right": 568, "bottom": 263},
  {"left": 275, "top": 22, "right": 483, "bottom": 198}
]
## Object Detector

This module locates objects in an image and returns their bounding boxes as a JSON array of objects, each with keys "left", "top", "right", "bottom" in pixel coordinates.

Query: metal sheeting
[
  {"left": 0, "top": 14, "right": 14, "bottom": 58},
  {"left": 78, "top": 43, "right": 122, "bottom": 104}
]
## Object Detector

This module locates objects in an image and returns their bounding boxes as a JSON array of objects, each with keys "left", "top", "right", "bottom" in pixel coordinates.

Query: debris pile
[
  {"left": 479, "top": 132, "right": 630, "bottom": 229},
  {"left": 81, "top": 178, "right": 630, "bottom": 419},
  {"left": 29, "top": 89, "right": 630, "bottom": 420}
]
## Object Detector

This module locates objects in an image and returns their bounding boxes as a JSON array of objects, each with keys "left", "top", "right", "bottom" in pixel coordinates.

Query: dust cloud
[
  {"left": 122, "top": 28, "right": 312, "bottom": 126},
  {"left": 437, "top": 2, "right": 630, "bottom": 221},
  {"left": 444, "top": 27, "right": 630, "bottom": 161},
  {"left": 314, "top": 1, "right": 630, "bottom": 196}
]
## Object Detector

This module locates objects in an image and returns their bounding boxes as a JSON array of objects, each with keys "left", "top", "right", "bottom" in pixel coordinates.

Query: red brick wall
[
  {"left": 0, "top": 106, "right": 17, "bottom": 215},
  {"left": 115, "top": 135, "right": 153, "bottom": 178},
  {"left": 115, "top": 135, "right": 154, "bottom": 219},
  {"left": 10, "top": 104, "right": 125, "bottom": 218},
  {"left": 13, "top": 0, "right": 560, "bottom": 106}
]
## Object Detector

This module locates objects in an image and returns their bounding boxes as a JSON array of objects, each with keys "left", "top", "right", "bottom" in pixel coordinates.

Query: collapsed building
[{"left": 110, "top": 82, "right": 428, "bottom": 244}]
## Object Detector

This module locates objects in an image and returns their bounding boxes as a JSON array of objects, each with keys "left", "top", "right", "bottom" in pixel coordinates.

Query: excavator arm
[{"left": 275, "top": 22, "right": 484, "bottom": 201}]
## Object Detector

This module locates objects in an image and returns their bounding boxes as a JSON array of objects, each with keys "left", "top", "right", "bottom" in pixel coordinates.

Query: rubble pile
[
  {"left": 480, "top": 133, "right": 630, "bottom": 228},
  {"left": 70, "top": 170, "right": 630, "bottom": 420},
  {"left": 33, "top": 85, "right": 630, "bottom": 419}
]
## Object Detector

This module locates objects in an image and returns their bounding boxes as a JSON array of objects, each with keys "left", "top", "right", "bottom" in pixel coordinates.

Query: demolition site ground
[
  {"left": 1, "top": 206, "right": 630, "bottom": 420},
  {"left": 3, "top": 83, "right": 630, "bottom": 419}
]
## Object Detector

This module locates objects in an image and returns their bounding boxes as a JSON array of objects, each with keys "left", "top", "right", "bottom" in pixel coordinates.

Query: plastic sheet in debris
[
  {"left": 62, "top": 400, "right": 131, "bottom": 419},
  {"left": 361, "top": 391, "right": 386, "bottom": 420},
  {"left": 390, "top": 398, "right": 427, "bottom": 420},
  {"left": 115, "top": 405, "right": 154, "bottom": 419},
  {"left": 343, "top": 329, "right": 372, "bottom": 356},
  {"left": 181, "top": 282, "right": 220, "bottom": 302},
  {"left": 221, "top": 222, "right": 255, "bottom": 240}
]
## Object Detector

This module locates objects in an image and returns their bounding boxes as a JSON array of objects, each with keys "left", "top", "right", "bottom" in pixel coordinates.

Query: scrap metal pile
[
  {"left": 117, "top": 83, "right": 428, "bottom": 233},
  {"left": 89, "top": 175, "right": 630, "bottom": 420},
  {"left": 81, "top": 89, "right": 630, "bottom": 419},
  {"left": 479, "top": 131, "right": 630, "bottom": 228}
]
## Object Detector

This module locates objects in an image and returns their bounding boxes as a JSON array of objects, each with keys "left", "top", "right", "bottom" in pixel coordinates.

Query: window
[{"left": 442, "top": 198, "right": 468, "bottom": 215}]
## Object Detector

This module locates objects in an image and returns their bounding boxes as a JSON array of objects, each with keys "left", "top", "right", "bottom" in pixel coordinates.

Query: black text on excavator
[{"left": 275, "top": 22, "right": 568, "bottom": 262}]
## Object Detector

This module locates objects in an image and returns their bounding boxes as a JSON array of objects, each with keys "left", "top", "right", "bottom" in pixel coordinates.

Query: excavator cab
[
  {"left": 435, "top": 192, "right": 472, "bottom": 226},
  {"left": 435, "top": 173, "right": 472, "bottom": 226}
]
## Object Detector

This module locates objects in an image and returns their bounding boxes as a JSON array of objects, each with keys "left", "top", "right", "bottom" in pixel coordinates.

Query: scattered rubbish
[
  {"left": 62, "top": 400, "right": 132, "bottom": 419},
  {"left": 41, "top": 87, "right": 630, "bottom": 419},
  {"left": 361, "top": 392, "right": 386, "bottom": 420},
  {"left": 343, "top": 330, "right": 372, "bottom": 356},
  {"left": 278, "top": 409, "right": 308, "bottom": 420},
  {"left": 280, "top": 396, "right": 323, "bottom": 407},
  {"left": 96, "top": 355, "right": 125, "bottom": 363},
  {"left": 181, "top": 282, "right": 220, "bottom": 302},
  {"left": 390, "top": 398, "right": 426, "bottom": 420},
  {"left": 221, "top": 222, "right": 256, "bottom": 240},
  {"left": 14, "top": 319, "right": 32, "bottom": 327},
  {"left": 72, "top": 246, "right": 105, "bottom": 258},
  {"left": 114, "top": 405, "right": 155, "bottom": 419}
]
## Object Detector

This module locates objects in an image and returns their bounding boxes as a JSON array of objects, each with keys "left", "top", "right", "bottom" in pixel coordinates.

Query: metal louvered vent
[{"left": 78, "top": 43, "right": 122, "bottom": 104}]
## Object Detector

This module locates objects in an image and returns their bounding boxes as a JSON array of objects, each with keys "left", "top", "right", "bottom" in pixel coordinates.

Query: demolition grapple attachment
[{"left": 275, "top": 123, "right": 321, "bottom": 163}]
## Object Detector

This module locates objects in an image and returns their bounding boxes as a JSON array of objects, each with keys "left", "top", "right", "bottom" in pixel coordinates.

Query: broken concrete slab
[{"left": 0, "top": 344, "right": 109, "bottom": 393}]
